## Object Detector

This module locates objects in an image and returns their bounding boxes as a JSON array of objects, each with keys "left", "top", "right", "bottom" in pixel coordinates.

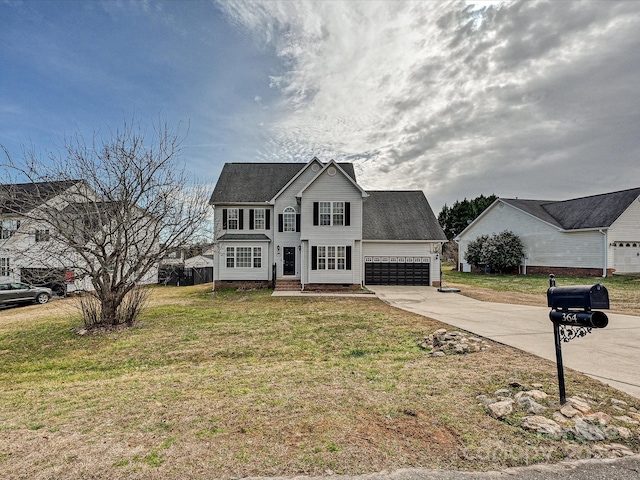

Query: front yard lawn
[{"left": 1, "top": 285, "right": 638, "bottom": 479}]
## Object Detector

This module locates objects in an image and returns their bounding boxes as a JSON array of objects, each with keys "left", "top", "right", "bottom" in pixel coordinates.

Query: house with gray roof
[
  {"left": 209, "top": 157, "right": 446, "bottom": 290},
  {"left": 455, "top": 187, "right": 640, "bottom": 276}
]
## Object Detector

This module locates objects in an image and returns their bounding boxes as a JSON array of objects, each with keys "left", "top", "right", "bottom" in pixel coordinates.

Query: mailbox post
[{"left": 547, "top": 274, "right": 609, "bottom": 404}]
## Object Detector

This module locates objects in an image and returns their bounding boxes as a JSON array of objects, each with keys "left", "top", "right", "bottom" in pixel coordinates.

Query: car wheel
[{"left": 36, "top": 293, "right": 50, "bottom": 304}]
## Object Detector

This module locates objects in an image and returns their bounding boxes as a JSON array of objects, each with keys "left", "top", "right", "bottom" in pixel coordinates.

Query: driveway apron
[{"left": 372, "top": 286, "right": 640, "bottom": 400}]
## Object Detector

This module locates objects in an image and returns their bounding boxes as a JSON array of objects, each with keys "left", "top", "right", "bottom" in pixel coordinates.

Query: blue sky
[{"left": 2, "top": 0, "right": 640, "bottom": 212}]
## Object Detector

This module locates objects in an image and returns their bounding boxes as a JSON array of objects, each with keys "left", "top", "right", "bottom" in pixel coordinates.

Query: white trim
[
  {"left": 268, "top": 157, "right": 324, "bottom": 204},
  {"left": 295, "top": 159, "right": 369, "bottom": 199}
]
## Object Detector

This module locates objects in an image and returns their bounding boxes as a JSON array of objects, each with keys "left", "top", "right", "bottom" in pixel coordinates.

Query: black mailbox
[
  {"left": 547, "top": 276, "right": 610, "bottom": 404},
  {"left": 547, "top": 284, "right": 609, "bottom": 311}
]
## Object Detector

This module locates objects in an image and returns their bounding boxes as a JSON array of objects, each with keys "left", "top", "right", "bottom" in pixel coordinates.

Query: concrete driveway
[{"left": 371, "top": 286, "right": 640, "bottom": 400}]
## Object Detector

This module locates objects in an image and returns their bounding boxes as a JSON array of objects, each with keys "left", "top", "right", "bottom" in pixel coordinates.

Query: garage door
[{"left": 365, "top": 261, "right": 430, "bottom": 286}]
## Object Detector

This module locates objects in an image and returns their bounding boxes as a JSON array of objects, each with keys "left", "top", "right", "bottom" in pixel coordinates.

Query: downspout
[
  {"left": 599, "top": 229, "right": 607, "bottom": 278},
  {"left": 453, "top": 239, "right": 460, "bottom": 271}
]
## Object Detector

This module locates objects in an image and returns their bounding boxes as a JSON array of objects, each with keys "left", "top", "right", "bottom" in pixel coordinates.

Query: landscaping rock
[
  {"left": 560, "top": 404, "right": 580, "bottom": 418},
  {"left": 487, "top": 399, "right": 514, "bottom": 419},
  {"left": 419, "top": 328, "right": 490, "bottom": 356},
  {"left": 566, "top": 396, "right": 593, "bottom": 414},
  {"left": 521, "top": 416, "right": 562, "bottom": 439},
  {"left": 517, "top": 395, "right": 547, "bottom": 414},
  {"left": 614, "top": 415, "right": 640, "bottom": 425},
  {"left": 573, "top": 419, "right": 606, "bottom": 441},
  {"left": 494, "top": 389, "right": 511, "bottom": 397}
]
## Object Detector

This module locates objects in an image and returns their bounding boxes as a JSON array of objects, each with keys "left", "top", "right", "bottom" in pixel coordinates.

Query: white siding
[
  {"left": 608, "top": 197, "right": 640, "bottom": 272},
  {"left": 216, "top": 241, "right": 270, "bottom": 281},
  {"left": 212, "top": 204, "right": 274, "bottom": 281},
  {"left": 300, "top": 168, "right": 363, "bottom": 284},
  {"left": 272, "top": 165, "right": 320, "bottom": 278},
  {"left": 458, "top": 203, "right": 605, "bottom": 270}
]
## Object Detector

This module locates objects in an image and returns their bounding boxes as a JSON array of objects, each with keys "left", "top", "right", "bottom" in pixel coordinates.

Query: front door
[{"left": 283, "top": 247, "right": 296, "bottom": 275}]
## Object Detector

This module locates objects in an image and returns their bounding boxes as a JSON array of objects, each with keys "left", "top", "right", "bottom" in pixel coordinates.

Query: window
[
  {"left": 319, "top": 202, "right": 331, "bottom": 226},
  {"left": 0, "top": 220, "right": 20, "bottom": 239},
  {"left": 253, "top": 209, "right": 265, "bottom": 230},
  {"left": 227, "top": 209, "right": 239, "bottom": 230},
  {"left": 313, "top": 202, "right": 350, "bottom": 226},
  {"left": 0, "top": 257, "right": 9, "bottom": 276},
  {"left": 283, "top": 207, "right": 296, "bottom": 232},
  {"left": 333, "top": 202, "right": 344, "bottom": 226},
  {"left": 226, "top": 247, "right": 262, "bottom": 268},
  {"left": 237, "top": 247, "right": 252, "bottom": 267},
  {"left": 35, "top": 229, "right": 50, "bottom": 242},
  {"left": 313, "top": 245, "right": 349, "bottom": 270},
  {"left": 226, "top": 247, "right": 234, "bottom": 268}
]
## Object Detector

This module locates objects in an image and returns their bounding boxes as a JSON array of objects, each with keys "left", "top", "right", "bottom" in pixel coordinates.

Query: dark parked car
[{"left": 0, "top": 282, "right": 52, "bottom": 305}]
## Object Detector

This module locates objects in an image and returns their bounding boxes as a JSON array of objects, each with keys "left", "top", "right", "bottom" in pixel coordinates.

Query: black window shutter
[
  {"left": 311, "top": 246, "right": 317, "bottom": 270},
  {"left": 239, "top": 209, "right": 244, "bottom": 230},
  {"left": 346, "top": 246, "right": 352, "bottom": 270},
  {"left": 296, "top": 214, "right": 301, "bottom": 232},
  {"left": 345, "top": 202, "right": 351, "bottom": 226},
  {"left": 249, "top": 209, "right": 255, "bottom": 230},
  {"left": 222, "top": 209, "right": 228, "bottom": 230},
  {"left": 278, "top": 214, "right": 283, "bottom": 232},
  {"left": 265, "top": 210, "right": 271, "bottom": 230},
  {"left": 313, "top": 202, "right": 319, "bottom": 226}
]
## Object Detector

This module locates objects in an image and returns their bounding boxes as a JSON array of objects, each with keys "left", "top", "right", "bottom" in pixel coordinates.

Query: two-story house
[
  {"left": 209, "top": 158, "right": 447, "bottom": 290},
  {"left": 1, "top": 180, "right": 158, "bottom": 293}
]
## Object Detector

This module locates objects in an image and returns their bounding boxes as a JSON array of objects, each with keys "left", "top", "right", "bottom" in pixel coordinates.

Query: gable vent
[{"left": 327, "top": 166, "right": 336, "bottom": 176}]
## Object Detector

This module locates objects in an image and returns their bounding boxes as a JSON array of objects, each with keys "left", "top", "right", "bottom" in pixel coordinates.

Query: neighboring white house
[
  {"left": 0, "top": 180, "right": 158, "bottom": 292},
  {"left": 209, "top": 158, "right": 447, "bottom": 290},
  {"left": 456, "top": 187, "right": 640, "bottom": 277}
]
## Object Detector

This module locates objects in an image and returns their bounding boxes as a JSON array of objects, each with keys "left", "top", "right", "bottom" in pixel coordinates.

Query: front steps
[{"left": 274, "top": 278, "right": 302, "bottom": 291}]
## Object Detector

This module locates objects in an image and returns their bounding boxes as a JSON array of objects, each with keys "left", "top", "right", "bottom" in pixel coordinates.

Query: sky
[{"left": 2, "top": 0, "right": 640, "bottom": 214}]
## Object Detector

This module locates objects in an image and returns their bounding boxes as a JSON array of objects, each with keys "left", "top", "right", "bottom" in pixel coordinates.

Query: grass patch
[
  {"left": 0, "top": 284, "right": 638, "bottom": 478},
  {"left": 443, "top": 270, "right": 640, "bottom": 315}
]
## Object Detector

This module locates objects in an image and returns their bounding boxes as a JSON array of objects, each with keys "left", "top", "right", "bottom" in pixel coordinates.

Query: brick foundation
[
  {"left": 214, "top": 280, "right": 271, "bottom": 290},
  {"left": 524, "top": 266, "right": 612, "bottom": 277},
  {"left": 302, "top": 283, "right": 362, "bottom": 292},
  {"left": 458, "top": 265, "right": 612, "bottom": 277}
]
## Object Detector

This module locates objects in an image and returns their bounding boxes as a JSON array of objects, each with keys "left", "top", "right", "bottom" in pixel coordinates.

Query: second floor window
[
  {"left": 1, "top": 220, "right": 20, "bottom": 239},
  {"left": 253, "top": 209, "right": 265, "bottom": 230},
  {"left": 283, "top": 207, "right": 296, "bottom": 232},
  {"left": 35, "top": 229, "right": 51, "bottom": 242},
  {"left": 227, "top": 209, "right": 239, "bottom": 230},
  {"left": 313, "top": 202, "right": 350, "bottom": 227}
]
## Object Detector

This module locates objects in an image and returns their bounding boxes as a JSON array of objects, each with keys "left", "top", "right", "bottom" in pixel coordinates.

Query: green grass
[
  {"left": 0, "top": 285, "right": 638, "bottom": 478},
  {"left": 443, "top": 269, "right": 640, "bottom": 294}
]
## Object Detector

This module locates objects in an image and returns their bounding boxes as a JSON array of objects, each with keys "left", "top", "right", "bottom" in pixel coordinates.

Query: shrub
[
  {"left": 465, "top": 235, "right": 489, "bottom": 267},
  {"left": 465, "top": 231, "right": 524, "bottom": 273}
]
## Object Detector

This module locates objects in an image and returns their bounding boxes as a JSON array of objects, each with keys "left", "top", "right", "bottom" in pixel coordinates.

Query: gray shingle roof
[
  {"left": 0, "top": 180, "right": 81, "bottom": 214},
  {"left": 363, "top": 191, "right": 447, "bottom": 241},
  {"left": 217, "top": 233, "right": 270, "bottom": 241},
  {"left": 209, "top": 162, "right": 357, "bottom": 204},
  {"left": 502, "top": 187, "right": 640, "bottom": 230}
]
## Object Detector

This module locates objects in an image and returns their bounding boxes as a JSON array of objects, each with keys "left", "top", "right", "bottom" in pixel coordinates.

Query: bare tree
[{"left": 1, "top": 118, "right": 211, "bottom": 328}]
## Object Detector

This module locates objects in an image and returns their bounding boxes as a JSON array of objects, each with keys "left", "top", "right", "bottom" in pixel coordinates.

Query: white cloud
[{"left": 217, "top": 0, "right": 640, "bottom": 211}]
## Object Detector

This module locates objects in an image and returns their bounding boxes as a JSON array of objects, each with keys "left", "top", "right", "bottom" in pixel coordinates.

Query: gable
[
  {"left": 209, "top": 162, "right": 358, "bottom": 204},
  {"left": 363, "top": 191, "right": 446, "bottom": 241},
  {"left": 296, "top": 161, "right": 367, "bottom": 199}
]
